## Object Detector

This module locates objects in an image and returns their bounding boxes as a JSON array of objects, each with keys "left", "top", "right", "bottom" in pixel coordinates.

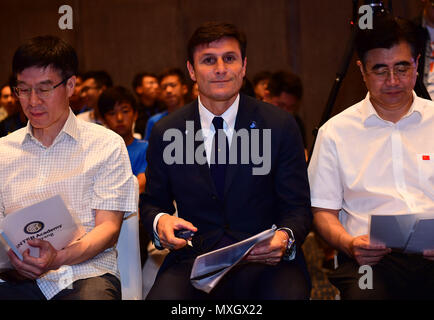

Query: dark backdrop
[{"left": 0, "top": 0, "right": 423, "bottom": 149}]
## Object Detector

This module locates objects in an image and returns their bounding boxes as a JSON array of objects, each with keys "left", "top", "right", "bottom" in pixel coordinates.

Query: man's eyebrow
[
  {"left": 38, "top": 80, "right": 54, "bottom": 85},
  {"left": 393, "top": 61, "right": 412, "bottom": 67},
  {"left": 199, "top": 51, "right": 238, "bottom": 57},
  {"left": 16, "top": 79, "right": 53, "bottom": 86},
  {"left": 371, "top": 64, "right": 388, "bottom": 70},
  {"left": 371, "top": 61, "right": 412, "bottom": 70}
]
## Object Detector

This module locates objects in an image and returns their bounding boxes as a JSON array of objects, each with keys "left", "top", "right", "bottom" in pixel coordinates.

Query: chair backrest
[{"left": 117, "top": 211, "right": 142, "bottom": 300}]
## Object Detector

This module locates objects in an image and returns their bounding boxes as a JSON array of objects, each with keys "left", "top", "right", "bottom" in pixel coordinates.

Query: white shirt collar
[
  {"left": 198, "top": 94, "right": 239, "bottom": 135},
  {"left": 360, "top": 91, "right": 423, "bottom": 126},
  {"left": 23, "top": 108, "right": 79, "bottom": 146}
]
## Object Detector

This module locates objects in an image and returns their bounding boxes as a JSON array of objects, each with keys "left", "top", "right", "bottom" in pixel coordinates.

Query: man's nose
[
  {"left": 214, "top": 58, "right": 226, "bottom": 74},
  {"left": 29, "top": 89, "right": 42, "bottom": 106},
  {"left": 165, "top": 87, "right": 173, "bottom": 94},
  {"left": 386, "top": 70, "right": 400, "bottom": 85},
  {"left": 116, "top": 112, "right": 123, "bottom": 121}
]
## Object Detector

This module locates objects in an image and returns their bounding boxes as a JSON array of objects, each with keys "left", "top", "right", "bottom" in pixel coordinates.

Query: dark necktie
[{"left": 210, "top": 116, "right": 229, "bottom": 199}]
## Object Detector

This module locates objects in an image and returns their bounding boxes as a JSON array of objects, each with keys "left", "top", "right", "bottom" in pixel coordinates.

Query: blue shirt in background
[
  {"left": 127, "top": 138, "right": 148, "bottom": 176},
  {"left": 143, "top": 111, "right": 169, "bottom": 141}
]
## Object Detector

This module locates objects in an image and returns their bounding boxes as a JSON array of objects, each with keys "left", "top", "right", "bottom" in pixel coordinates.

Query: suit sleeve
[
  {"left": 274, "top": 114, "right": 312, "bottom": 245},
  {"left": 141, "top": 122, "right": 176, "bottom": 238}
]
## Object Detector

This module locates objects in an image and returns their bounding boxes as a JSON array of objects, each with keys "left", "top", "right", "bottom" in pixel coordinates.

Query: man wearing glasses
[
  {"left": 309, "top": 15, "right": 434, "bottom": 299},
  {"left": 0, "top": 36, "right": 137, "bottom": 300}
]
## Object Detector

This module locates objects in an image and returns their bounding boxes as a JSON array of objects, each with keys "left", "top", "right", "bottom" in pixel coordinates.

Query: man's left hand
[
  {"left": 7, "top": 239, "right": 58, "bottom": 280},
  {"left": 245, "top": 230, "right": 288, "bottom": 265}
]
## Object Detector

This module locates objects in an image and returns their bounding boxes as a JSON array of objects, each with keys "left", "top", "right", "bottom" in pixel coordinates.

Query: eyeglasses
[
  {"left": 367, "top": 65, "right": 415, "bottom": 82},
  {"left": 13, "top": 78, "right": 68, "bottom": 100}
]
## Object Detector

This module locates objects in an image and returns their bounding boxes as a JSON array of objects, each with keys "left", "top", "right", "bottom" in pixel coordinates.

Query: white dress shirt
[
  {"left": 0, "top": 110, "right": 138, "bottom": 299},
  {"left": 308, "top": 92, "right": 434, "bottom": 237}
]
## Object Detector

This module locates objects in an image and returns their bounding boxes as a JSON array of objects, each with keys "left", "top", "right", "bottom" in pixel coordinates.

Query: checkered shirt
[{"left": 0, "top": 110, "right": 138, "bottom": 299}]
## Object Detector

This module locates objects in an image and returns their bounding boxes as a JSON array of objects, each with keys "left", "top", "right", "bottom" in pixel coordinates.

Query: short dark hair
[
  {"left": 252, "top": 71, "right": 272, "bottom": 86},
  {"left": 82, "top": 70, "right": 113, "bottom": 88},
  {"left": 158, "top": 68, "right": 187, "bottom": 85},
  {"left": 132, "top": 72, "right": 158, "bottom": 91},
  {"left": 355, "top": 15, "right": 420, "bottom": 66},
  {"left": 12, "top": 35, "right": 78, "bottom": 80},
  {"left": 267, "top": 71, "right": 303, "bottom": 100},
  {"left": 1, "top": 75, "right": 16, "bottom": 93},
  {"left": 0, "top": 83, "right": 10, "bottom": 94},
  {"left": 187, "top": 22, "right": 247, "bottom": 64},
  {"left": 98, "top": 86, "right": 137, "bottom": 118}
]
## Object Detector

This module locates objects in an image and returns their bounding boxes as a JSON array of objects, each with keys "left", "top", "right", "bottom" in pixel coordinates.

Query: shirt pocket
[{"left": 417, "top": 153, "right": 434, "bottom": 198}]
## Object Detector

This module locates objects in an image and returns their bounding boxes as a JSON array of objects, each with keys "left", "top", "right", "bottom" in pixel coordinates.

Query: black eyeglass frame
[{"left": 13, "top": 77, "right": 70, "bottom": 99}]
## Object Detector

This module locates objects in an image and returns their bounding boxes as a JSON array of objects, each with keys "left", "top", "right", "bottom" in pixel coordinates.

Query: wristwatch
[{"left": 277, "top": 227, "right": 296, "bottom": 261}]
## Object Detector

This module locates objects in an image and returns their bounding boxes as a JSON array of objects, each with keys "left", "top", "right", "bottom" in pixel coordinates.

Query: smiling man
[
  {"left": 308, "top": 16, "right": 434, "bottom": 299},
  {"left": 142, "top": 22, "right": 312, "bottom": 300},
  {"left": 0, "top": 36, "right": 137, "bottom": 300}
]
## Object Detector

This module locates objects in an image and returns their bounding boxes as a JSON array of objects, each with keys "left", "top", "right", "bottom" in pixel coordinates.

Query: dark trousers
[
  {"left": 147, "top": 250, "right": 311, "bottom": 300},
  {"left": 0, "top": 273, "right": 121, "bottom": 300},
  {"left": 329, "top": 252, "right": 434, "bottom": 300}
]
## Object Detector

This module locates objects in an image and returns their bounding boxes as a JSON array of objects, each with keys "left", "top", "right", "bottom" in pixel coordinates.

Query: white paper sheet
[
  {"left": 404, "top": 219, "right": 434, "bottom": 253},
  {"left": 369, "top": 213, "right": 434, "bottom": 253},
  {"left": 0, "top": 195, "right": 85, "bottom": 264},
  {"left": 190, "top": 225, "right": 276, "bottom": 293}
]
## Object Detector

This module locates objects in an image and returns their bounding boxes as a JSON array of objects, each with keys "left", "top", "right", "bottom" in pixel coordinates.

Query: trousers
[{"left": 0, "top": 273, "right": 121, "bottom": 300}]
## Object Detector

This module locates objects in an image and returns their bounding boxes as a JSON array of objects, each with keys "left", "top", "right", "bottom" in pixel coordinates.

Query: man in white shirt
[
  {"left": 309, "top": 15, "right": 434, "bottom": 299},
  {"left": 0, "top": 36, "right": 137, "bottom": 300}
]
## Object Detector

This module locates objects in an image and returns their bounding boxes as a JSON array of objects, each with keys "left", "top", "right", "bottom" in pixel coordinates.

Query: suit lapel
[
  {"left": 184, "top": 100, "right": 219, "bottom": 196},
  {"left": 223, "top": 94, "right": 259, "bottom": 197}
]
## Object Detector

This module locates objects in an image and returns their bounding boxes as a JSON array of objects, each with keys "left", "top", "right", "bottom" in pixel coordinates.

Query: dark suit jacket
[{"left": 142, "top": 94, "right": 312, "bottom": 261}]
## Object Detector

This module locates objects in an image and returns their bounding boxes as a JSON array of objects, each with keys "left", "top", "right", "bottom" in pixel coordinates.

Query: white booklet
[
  {"left": 0, "top": 195, "right": 85, "bottom": 265},
  {"left": 190, "top": 225, "right": 276, "bottom": 293},
  {"left": 369, "top": 213, "right": 434, "bottom": 253}
]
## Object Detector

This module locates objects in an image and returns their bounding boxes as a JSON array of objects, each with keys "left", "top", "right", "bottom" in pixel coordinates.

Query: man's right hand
[
  {"left": 156, "top": 214, "right": 197, "bottom": 250},
  {"left": 349, "top": 234, "right": 391, "bottom": 266}
]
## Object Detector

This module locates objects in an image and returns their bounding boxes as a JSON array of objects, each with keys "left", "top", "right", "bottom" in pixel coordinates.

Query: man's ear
[
  {"left": 66, "top": 76, "right": 76, "bottom": 98},
  {"left": 135, "top": 86, "right": 143, "bottom": 95},
  {"left": 263, "top": 89, "right": 272, "bottom": 103},
  {"left": 97, "top": 85, "right": 107, "bottom": 96},
  {"left": 357, "top": 60, "right": 367, "bottom": 82},
  {"left": 186, "top": 61, "right": 196, "bottom": 82},
  {"left": 182, "top": 84, "right": 188, "bottom": 96},
  {"left": 242, "top": 57, "right": 247, "bottom": 77}
]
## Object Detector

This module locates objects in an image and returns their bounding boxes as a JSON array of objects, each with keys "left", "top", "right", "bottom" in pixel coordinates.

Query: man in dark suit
[{"left": 142, "top": 22, "right": 312, "bottom": 300}]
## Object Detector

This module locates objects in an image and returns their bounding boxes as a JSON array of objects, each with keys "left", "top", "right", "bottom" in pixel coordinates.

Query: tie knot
[{"left": 212, "top": 117, "right": 224, "bottom": 131}]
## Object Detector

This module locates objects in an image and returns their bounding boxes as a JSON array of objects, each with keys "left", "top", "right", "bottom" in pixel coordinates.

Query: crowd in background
[
  {"left": 0, "top": 68, "right": 306, "bottom": 142},
  {"left": 0, "top": 67, "right": 307, "bottom": 267}
]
